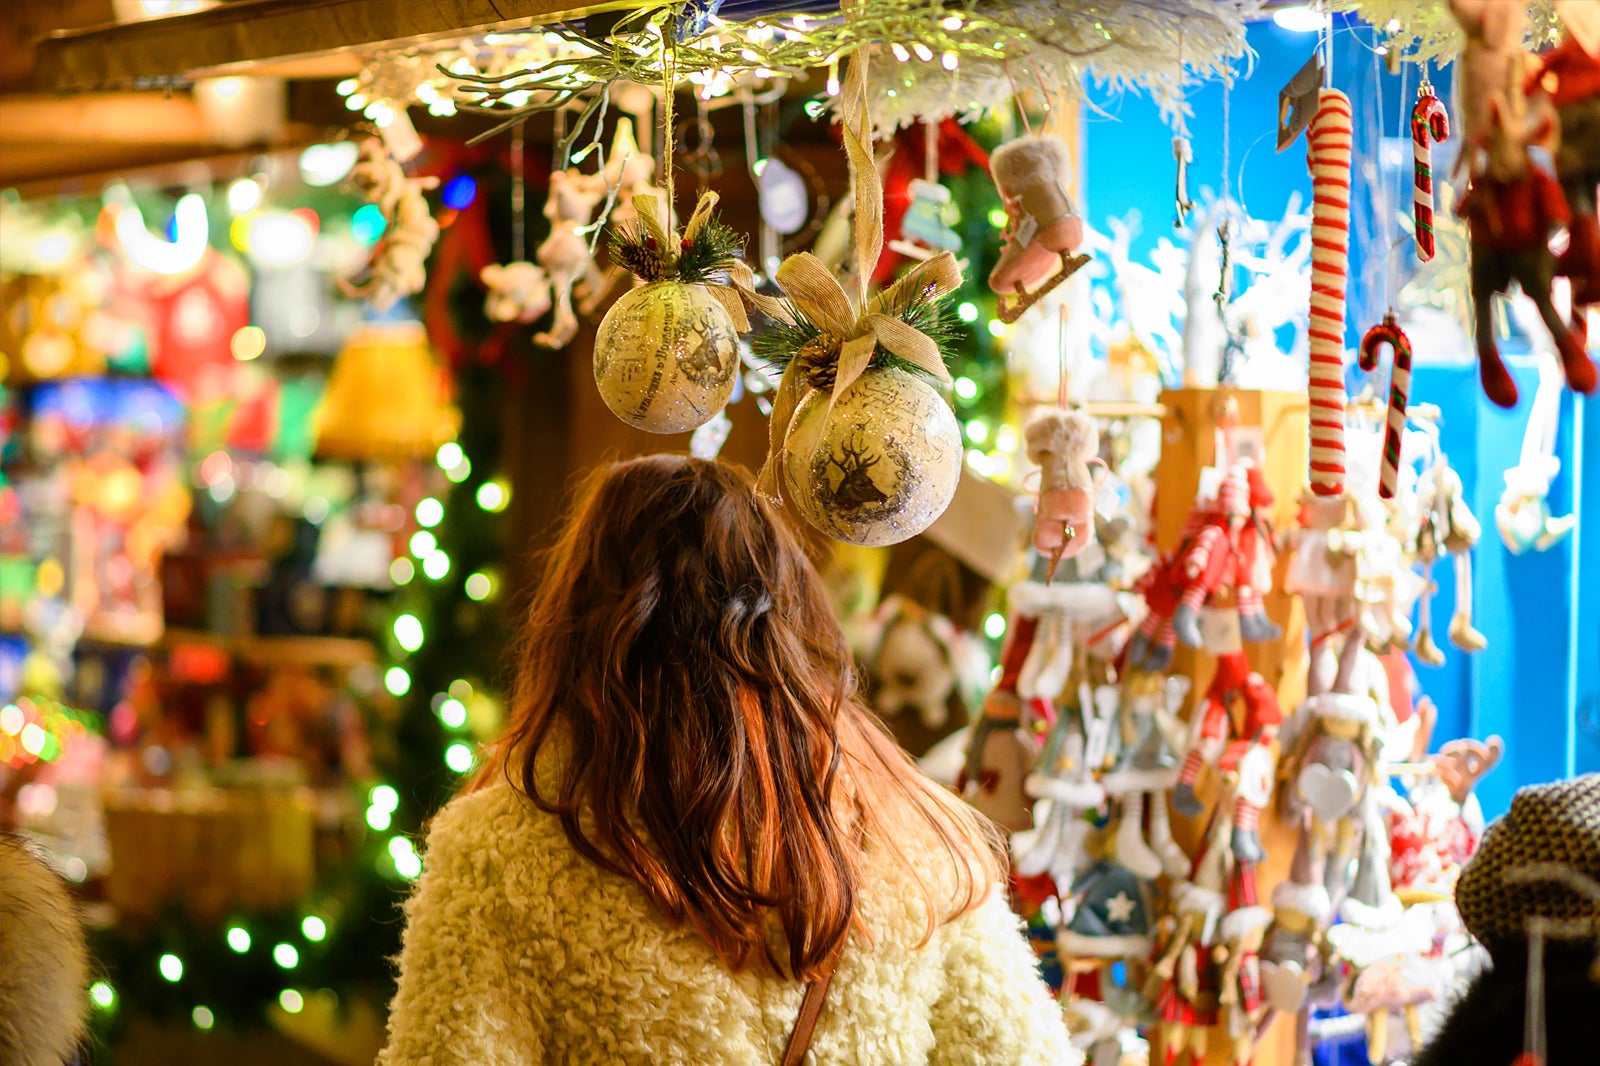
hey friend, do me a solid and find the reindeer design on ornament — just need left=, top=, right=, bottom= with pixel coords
left=823, top=432, right=892, bottom=513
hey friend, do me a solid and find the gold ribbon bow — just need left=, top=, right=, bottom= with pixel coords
left=754, top=53, right=962, bottom=502
left=631, top=189, right=764, bottom=332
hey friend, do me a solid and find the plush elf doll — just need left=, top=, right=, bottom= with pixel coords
left=1128, top=463, right=1279, bottom=673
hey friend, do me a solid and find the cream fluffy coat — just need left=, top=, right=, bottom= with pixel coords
left=379, top=777, right=1078, bottom=1065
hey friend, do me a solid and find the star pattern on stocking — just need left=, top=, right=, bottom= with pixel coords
left=1105, top=891, right=1136, bottom=923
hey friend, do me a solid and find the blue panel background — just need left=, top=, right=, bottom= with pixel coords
left=1075, top=17, right=1597, bottom=817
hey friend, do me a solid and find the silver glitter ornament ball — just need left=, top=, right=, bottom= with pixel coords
left=783, top=366, right=962, bottom=546
left=593, top=281, right=740, bottom=433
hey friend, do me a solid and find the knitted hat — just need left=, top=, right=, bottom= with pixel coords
left=1455, top=773, right=1600, bottom=952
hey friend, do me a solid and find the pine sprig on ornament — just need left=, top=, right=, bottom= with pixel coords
left=608, top=213, right=745, bottom=285
left=749, top=271, right=957, bottom=391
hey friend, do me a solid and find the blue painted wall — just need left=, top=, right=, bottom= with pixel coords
left=1079, top=18, right=1597, bottom=816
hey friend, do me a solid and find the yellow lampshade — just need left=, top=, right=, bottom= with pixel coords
left=315, top=321, right=459, bottom=461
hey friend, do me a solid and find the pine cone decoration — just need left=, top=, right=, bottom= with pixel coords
left=798, top=337, right=841, bottom=392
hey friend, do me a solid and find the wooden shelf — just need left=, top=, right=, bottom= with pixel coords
left=161, top=629, right=377, bottom=668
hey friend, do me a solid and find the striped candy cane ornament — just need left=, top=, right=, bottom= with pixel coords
left=1411, top=88, right=1449, bottom=262
left=1307, top=89, right=1353, bottom=499
left=1359, top=312, right=1413, bottom=500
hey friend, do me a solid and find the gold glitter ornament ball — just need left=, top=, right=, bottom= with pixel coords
left=593, top=281, right=740, bottom=433
left=782, top=366, right=962, bottom=546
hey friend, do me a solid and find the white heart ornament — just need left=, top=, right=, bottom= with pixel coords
left=1298, top=762, right=1360, bottom=820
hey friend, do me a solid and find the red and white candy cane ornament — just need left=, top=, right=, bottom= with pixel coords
left=1411, top=87, right=1449, bottom=262
left=1359, top=312, right=1413, bottom=501
left=1307, top=89, right=1353, bottom=499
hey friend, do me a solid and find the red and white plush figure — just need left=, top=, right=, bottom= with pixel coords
left=1456, top=96, right=1596, bottom=406
left=1172, top=652, right=1283, bottom=862
left=1128, top=462, right=1279, bottom=673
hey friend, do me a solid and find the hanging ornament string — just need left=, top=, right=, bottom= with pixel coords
left=511, top=121, right=526, bottom=264
left=1353, top=33, right=1414, bottom=504
left=1003, top=60, right=1034, bottom=137
left=660, top=30, right=678, bottom=225
left=754, top=50, right=961, bottom=502
left=1174, top=29, right=1195, bottom=228
left=1058, top=303, right=1070, bottom=409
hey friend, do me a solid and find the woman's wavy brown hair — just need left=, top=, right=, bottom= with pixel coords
left=476, top=455, right=1003, bottom=980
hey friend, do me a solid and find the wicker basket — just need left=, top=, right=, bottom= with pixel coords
left=104, top=787, right=315, bottom=921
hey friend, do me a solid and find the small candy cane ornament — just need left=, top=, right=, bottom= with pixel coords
left=1411, top=86, right=1449, bottom=262
left=1359, top=312, right=1412, bottom=500
left=1307, top=89, right=1353, bottom=499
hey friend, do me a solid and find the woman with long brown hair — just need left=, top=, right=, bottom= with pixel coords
left=379, top=455, right=1075, bottom=1065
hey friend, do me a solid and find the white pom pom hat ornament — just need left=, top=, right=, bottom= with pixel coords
left=591, top=191, right=756, bottom=433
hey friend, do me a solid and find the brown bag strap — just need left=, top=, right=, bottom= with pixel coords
left=778, top=951, right=841, bottom=1066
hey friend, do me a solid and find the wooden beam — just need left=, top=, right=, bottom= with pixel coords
left=0, top=92, right=212, bottom=144
left=1, top=139, right=316, bottom=196
left=0, top=0, right=115, bottom=91
left=32, top=0, right=620, bottom=92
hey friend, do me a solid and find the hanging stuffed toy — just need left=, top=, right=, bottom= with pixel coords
left=341, top=138, right=440, bottom=311
left=1100, top=674, right=1190, bottom=881
left=1412, top=454, right=1488, bottom=663
left=957, top=609, right=1052, bottom=836
left=1449, top=0, right=1597, bottom=403
left=480, top=261, right=553, bottom=324
left=1128, top=462, right=1279, bottom=673
left=480, top=126, right=554, bottom=328
left=1456, top=96, right=1596, bottom=405
left=593, top=192, right=751, bottom=433
left=1023, top=407, right=1102, bottom=582
left=987, top=133, right=1091, bottom=323
left=1149, top=816, right=1230, bottom=1065
left=754, top=55, right=962, bottom=546
left=602, top=116, right=663, bottom=232
left=1525, top=11, right=1600, bottom=310
left=533, top=168, right=609, bottom=349
left=1172, top=653, right=1283, bottom=865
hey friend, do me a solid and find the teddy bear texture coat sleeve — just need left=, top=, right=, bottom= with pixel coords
left=927, top=887, right=1078, bottom=1066
left=377, top=793, right=547, bottom=1066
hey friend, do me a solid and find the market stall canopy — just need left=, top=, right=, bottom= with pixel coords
left=30, top=0, right=622, bottom=91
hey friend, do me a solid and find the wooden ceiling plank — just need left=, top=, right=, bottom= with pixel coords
left=33, top=0, right=612, bottom=92
left=0, top=92, right=211, bottom=144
